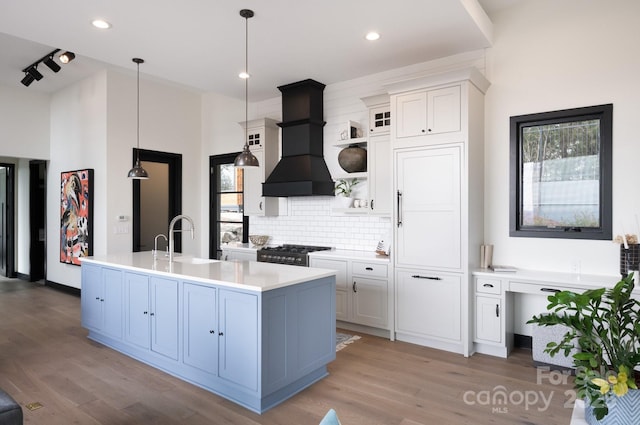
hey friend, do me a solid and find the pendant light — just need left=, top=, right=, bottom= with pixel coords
left=234, top=9, right=259, bottom=168
left=127, top=58, right=149, bottom=179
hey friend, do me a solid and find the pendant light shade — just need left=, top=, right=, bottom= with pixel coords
left=234, top=9, right=259, bottom=168
left=128, top=58, right=149, bottom=179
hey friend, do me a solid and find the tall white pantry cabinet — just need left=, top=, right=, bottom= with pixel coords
left=388, top=68, right=489, bottom=356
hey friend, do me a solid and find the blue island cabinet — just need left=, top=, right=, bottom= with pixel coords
left=81, top=259, right=335, bottom=414
left=80, top=263, right=123, bottom=340
left=124, top=272, right=179, bottom=361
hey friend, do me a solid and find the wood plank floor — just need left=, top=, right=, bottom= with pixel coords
left=0, top=278, right=575, bottom=424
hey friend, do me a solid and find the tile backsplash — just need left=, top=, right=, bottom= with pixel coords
left=250, top=196, right=392, bottom=251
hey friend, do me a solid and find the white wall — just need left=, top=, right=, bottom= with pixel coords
left=47, top=72, right=109, bottom=288
left=0, top=84, right=50, bottom=159
left=484, top=0, right=640, bottom=277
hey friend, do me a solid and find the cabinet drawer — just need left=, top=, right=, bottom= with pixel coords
left=352, top=261, right=388, bottom=278
left=476, top=278, right=501, bottom=295
left=309, top=258, right=348, bottom=290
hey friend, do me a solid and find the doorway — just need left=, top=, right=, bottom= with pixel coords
left=0, top=163, right=15, bottom=277
left=132, top=149, right=182, bottom=253
left=209, top=153, right=248, bottom=260
left=29, top=160, right=46, bottom=281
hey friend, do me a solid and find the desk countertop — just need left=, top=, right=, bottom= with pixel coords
left=472, top=268, right=622, bottom=290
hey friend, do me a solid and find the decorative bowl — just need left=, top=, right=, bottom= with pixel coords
left=249, top=235, right=270, bottom=247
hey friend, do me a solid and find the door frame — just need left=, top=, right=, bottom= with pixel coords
left=29, top=160, right=46, bottom=281
left=0, top=163, right=15, bottom=277
left=209, top=153, right=248, bottom=259
left=132, top=149, right=182, bottom=252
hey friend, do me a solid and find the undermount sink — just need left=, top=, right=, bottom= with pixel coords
left=170, top=256, right=218, bottom=265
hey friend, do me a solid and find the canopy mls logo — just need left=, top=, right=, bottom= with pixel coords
left=462, top=367, right=574, bottom=414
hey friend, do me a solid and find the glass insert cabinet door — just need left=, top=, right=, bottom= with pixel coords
left=509, top=104, right=612, bottom=240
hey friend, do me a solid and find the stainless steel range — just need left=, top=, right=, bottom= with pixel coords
left=257, top=244, right=331, bottom=267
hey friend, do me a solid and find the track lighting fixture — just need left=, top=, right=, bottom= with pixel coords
left=19, top=48, right=74, bottom=87
left=43, top=55, right=61, bottom=72
left=21, top=72, right=35, bottom=87
left=27, top=66, right=43, bottom=81
left=59, top=51, right=75, bottom=64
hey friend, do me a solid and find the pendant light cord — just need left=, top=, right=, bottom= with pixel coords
left=244, top=11, right=249, bottom=149
left=136, top=60, right=141, bottom=164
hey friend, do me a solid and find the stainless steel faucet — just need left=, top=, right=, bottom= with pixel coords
left=168, top=215, right=195, bottom=262
left=153, top=234, right=168, bottom=259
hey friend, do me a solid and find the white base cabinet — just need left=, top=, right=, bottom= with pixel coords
left=309, top=252, right=391, bottom=337
left=395, top=269, right=463, bottom=353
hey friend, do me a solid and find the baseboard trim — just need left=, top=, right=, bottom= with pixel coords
left=45, top=280, right=81, bottom=297
left=16, top=272, right=30, bottom=281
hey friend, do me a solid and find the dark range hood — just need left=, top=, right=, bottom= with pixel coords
left=262, top=79, right=335, bottom=197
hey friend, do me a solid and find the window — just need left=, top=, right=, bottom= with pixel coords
left=510, top=104, right=612, bottom=239
left=210, top=153, right=248, bottom=259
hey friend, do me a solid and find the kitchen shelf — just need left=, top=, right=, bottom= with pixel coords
left=333, top=137, right=368, bottom=148
left=333, top=172, right=367, bottom=180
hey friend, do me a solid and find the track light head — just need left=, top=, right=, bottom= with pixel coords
left=27, top=66, right=43, bottom=81
left=59, top=51, right=75, bottom=64
left=43, top=56, right=61, bottom=72
left=21, top=73, right=35, bottom=87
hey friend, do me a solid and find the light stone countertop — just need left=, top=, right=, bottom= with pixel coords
left=81, top=251, right=336, bottom=292
left=308, top=248, right=391, bottom=264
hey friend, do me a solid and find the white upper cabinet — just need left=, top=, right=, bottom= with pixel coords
left=394, top=85, right=461, bottom=138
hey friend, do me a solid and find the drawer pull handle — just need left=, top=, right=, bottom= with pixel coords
left=412, top=275, right=442, bottom=280
left=353, top=281, right=357, bottom=293
left=541, top=288, right=561, bottom=293
left=496, top=304, right=500, bottom=317
left=483, top=283, right=494, bottom=288
left=365, top=267, right=373, bottom=271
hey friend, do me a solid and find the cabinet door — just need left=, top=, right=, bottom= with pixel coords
left=352, top=277, right=388, bottom=328
left=102, top=267, right=123, bottom=339
left=395, top=270, right=461, bottom=342
left=426, top=85, right=461, bottom=134
left=243, top=148, right=266, bottom=216
left=183, top=283, right=218, bottom=374
left=81, top=264, right=103, bottom=331
left=369, top=105, right=391, bottom=135
left=124, top=272, right=150, bottom=349
left=219, top=289, right=259, bottom=391
left=395, top=91, right=427, bottom=138
left=310, top=258, right=348, bottom=320
left=368, top=134, right=392, bottom=215
left=150, top=277, right=179, bottom=360
left=475, top=296, right=502, bottom=343
left=395, top=145, right=461, bottom=270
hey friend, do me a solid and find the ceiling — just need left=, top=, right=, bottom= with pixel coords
left=0, top=0, right=522, bottom=101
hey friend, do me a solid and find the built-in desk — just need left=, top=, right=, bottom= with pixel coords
left=471, top=269, right=624, bottom=358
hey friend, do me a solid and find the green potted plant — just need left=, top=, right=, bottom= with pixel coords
left=334, top=178, right=359, bottom=208
left=528, top=274, right=640, bottom=422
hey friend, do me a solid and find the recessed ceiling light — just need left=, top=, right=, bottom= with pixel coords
left=92, top=19, right=112, bottom=29
left=239, top=72, right=250, bottom=79
left=365, top=32, right=380, bottom=41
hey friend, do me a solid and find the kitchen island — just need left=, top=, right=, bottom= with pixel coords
left=80, top=252, right=337, bottom=414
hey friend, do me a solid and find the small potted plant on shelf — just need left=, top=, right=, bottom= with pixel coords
left=528, top=274, right=640, bottom=423
left=334, top=178, right=359, bottom=208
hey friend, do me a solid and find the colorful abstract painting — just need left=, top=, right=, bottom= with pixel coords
left=60, top=169, right=93, bottom=265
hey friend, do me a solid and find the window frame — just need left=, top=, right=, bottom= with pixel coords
left=509, top=104, right=613, bottom=240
